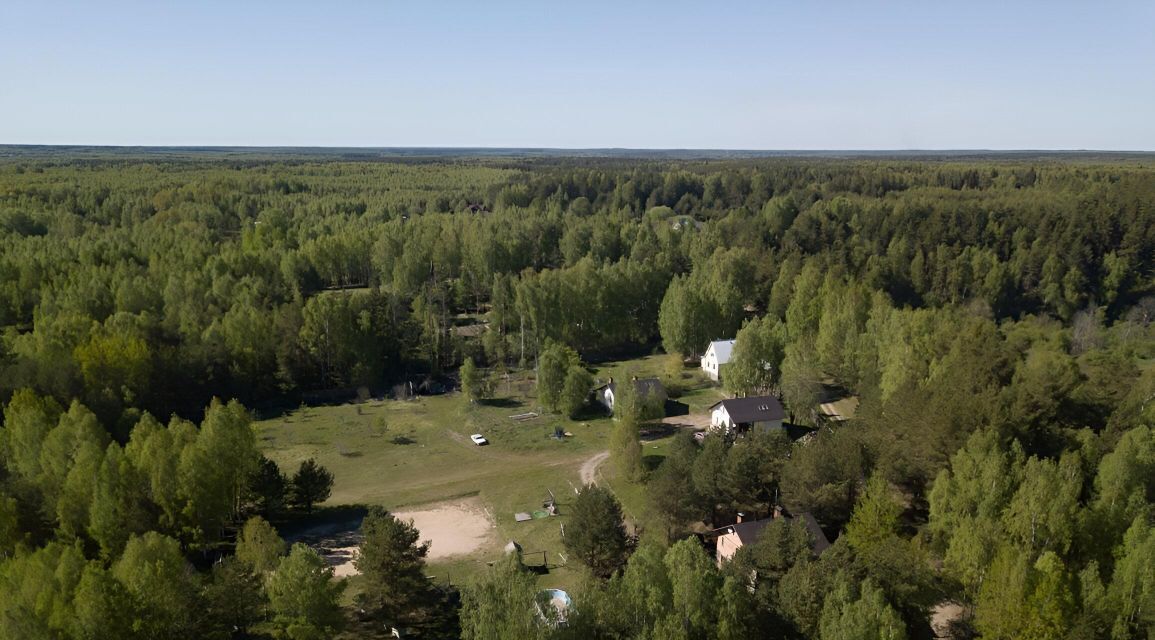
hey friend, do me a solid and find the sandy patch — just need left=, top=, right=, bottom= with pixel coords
left=931, top=601, right=966, bottom=638
left=395, top=497, right=496, bottom=560
left=331, top=546, right=361, bottom=577
left=331, top=497, right=496, bottom=576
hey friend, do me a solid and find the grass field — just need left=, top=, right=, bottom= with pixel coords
left=255, top=357, right=723, bottom=591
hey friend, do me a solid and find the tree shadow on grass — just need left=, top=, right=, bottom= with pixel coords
left=276, top=504, right=370, bottom=540
left=639, top=423, right=676, bottom=441
left=642, top=455, right=665, bottom=472
left=572, top=404, right=610, bottom=421
left=478, top=397, right=523, bottom=409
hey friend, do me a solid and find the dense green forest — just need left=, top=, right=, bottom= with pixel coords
left=1, top=154, right=1154, bottom=638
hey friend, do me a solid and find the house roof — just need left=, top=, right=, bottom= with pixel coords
left=717, top=512, right=831, bottom=555
left=794, top=512, right=831, bottom=554
left=725, top=520, right=771, bottom=545
left=711, top=395, right=785, bottom=424
left=670, top=215, right=703, bottom=230
left=817, top=396, right=859, bottom=421
left=706, top=339, right=736, bottom=364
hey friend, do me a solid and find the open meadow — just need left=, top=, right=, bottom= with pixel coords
left=254, top=356, right=723, bottom=591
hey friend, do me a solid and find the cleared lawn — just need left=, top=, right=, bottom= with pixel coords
left=588, top=354, right=728, bottom=414
left=255, top=357, right=712, bottom=589
left=256, top=390, right=613, bottom=588
left=257, top=394, right=611, bottom=505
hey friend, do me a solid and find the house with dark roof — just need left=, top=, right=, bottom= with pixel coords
left=714, top=509, right=831, bottom=565
left=709, top=395, right=785, bottom=435
left=594, top=376, right=667, bottom=417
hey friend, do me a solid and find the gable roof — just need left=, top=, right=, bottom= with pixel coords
left=717, top=512, right=831, bottom=555
left=725, top=519, right=770, bottom=545
left=711, top=395, right=785, bottom=424
left=706, top=339, right=736, bottom=364
left=795, top=512, right=832, bottom=554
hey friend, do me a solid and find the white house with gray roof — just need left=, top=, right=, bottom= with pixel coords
left=700, top=339, right=736, bottom=381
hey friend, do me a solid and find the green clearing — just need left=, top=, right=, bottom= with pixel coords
left=257, top=394, right=603, bottom=589
left=255, top=357, right=721, bottom=590
left=588, top=354, right=728, bottom=414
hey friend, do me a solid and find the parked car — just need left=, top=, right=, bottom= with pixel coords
left=470, top=433, right=489, bottom=445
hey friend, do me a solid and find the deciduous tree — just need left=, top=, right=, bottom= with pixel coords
left=459, top=556, right=541, bottom=640
left=819, top=578, right=907, bottom=640
left=236, top=515, right=286, bottom=575
left=537, top=341, right=579, bottom=413
left=113, top=532, right=202, bottom=638
left=267, top=543, right=345, bottom=639
left=560, top=366, right=593, bottom=419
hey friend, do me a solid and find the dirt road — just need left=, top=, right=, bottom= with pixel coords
left=660, top=413, right=711, bottom=430
left=579, top=450, right=610, bottom=486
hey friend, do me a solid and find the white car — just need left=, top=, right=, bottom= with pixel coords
left=470, top=434, right=489, bottom=446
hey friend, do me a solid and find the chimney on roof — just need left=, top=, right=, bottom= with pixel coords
left=736, top=512, right=745, bottom=524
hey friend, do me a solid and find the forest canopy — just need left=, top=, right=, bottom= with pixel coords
left=1, top=153, right=1155, bottom=638
left=1, top=156, right=1152, bottom=419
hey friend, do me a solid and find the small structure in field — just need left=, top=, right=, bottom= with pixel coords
left=710, top=395, right=785, bottom=435
left=593, top=376, right=667, bottom=417
left=670, top=215, right=703, bottom=231
left=700, top=339, right=736, bottom=381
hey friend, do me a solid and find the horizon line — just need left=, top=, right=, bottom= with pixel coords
left=3, top=143, right=1155, bottom=154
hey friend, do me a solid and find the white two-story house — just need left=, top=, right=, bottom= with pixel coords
left=699, top=339, right=736, bottom=382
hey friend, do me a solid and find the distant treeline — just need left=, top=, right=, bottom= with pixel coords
left=1, top=157, right=1153, bottom=423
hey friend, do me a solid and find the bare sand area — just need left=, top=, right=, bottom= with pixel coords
left=331, top=496, right=496, bottom=577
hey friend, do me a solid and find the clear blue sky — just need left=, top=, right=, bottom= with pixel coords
left=2, top=1, right=1152, bottom=149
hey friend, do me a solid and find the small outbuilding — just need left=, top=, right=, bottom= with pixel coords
left=594, top=376, right=667, bottom=417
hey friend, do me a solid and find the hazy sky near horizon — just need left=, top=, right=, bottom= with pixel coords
left=2, top=1, right=1153, bottom=149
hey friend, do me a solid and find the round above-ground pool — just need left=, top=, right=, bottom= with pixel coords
left=538, top=589, right=572, bottom=624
